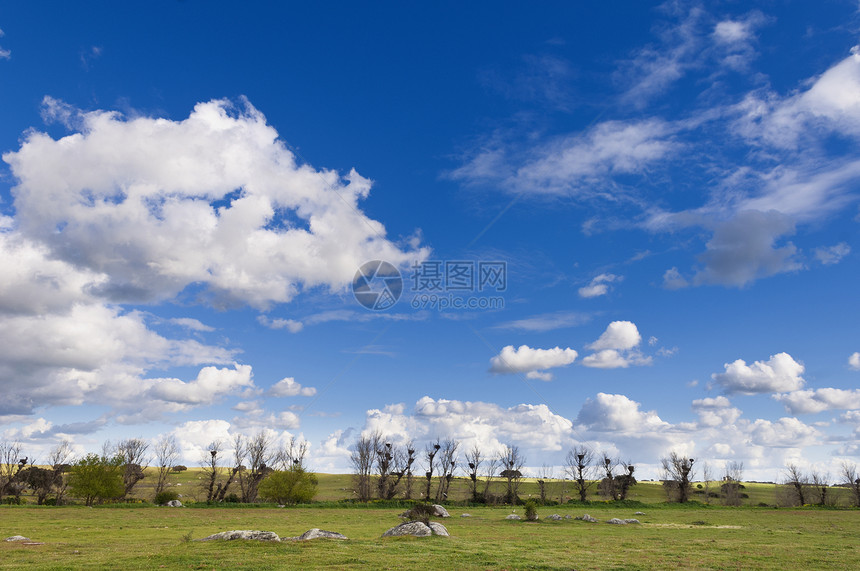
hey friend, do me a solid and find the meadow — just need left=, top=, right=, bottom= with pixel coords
left=1, top=472, right=859, bottom=570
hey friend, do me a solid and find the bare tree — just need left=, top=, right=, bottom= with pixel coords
left=841, top=462, right=860, bottom=507
left=783, top=463, right=808, bottom=506
left=499, top=444, right=524, bottom=504
left=423, top=439, right=440, bottom=500
left=116, top=438, right=149, bottom=498
left=153, top=435, right=179, bottom=496
left=350, top=432, right=378, bottom=502
left=598, top=455, right=617, bottom=500
left=565, top=446, right=596, bottom=502
left=466, top=445, right=483, bottom=502
left=274, top=436, right=309, bottom=470
left=201, top=441, right=223, bottom=502
left=435, top=438, right=458, bottom=502
left=536, top=464, right=555, bottom=504
left=47, top=440, right=74, bottom=505
left=810, top=470, right=830, bottom=506
left=0, top=440, right=24, bottom=500
left=721, top=461, right=744, bottom=506
left=701, top=462, right=712, bottom=505
left=662, top=452, right=696, bottom=503
left=482, top=456, right=499, bottom=503
left=616, top=462, right=637, bottom=500
left=237, top=432, right=272, bottom=503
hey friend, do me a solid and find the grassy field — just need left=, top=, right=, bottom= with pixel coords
left=2, top=502, right=859, bottom=570
left=2, top=471, right=858, bottom=569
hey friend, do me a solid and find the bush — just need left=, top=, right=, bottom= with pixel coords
left=258, top=466, right=318, bottom=504
left=171, top=465, right=188, bottom=472
left=524, top=499, right=539, bottom=521
left=402, top=502, right=436, bottom=524
left=155, top=490, right=179, bottom=505
left=68, top=453, right=124, bottom=506
left=225, top=493, right=240, bottom=503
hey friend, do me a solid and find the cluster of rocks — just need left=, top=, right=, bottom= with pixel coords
left=573, top=514, right=641, bottom=524
left=382, top=521, right=449, bottom=537
left=196, top=528, right=349, bottom=542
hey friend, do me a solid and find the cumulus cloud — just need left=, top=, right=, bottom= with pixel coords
left=577, top=392, right=670, bottom=433
left=691, top=396, right=742, bottom=427
left=268, top=377, right=316, bottom=397
left=662, top=267, right=689, bottom=290
left=693, top=210, right=800, bottom=287
left=257, top=315, right=304, bottom=333
left=148, top=364, right=254, bottom=406
left=773, top=388, right=860, bottom=414
left=489, top=344, right=578, bottom=380
left=582, top=321, right=651, bottom=368
left=850, top=352, right=860, bottom=370
left=578, top=273, right=622, bottom=298
left=711, top=352, right=805, bottom=394
left=3, top=97, right=428, bottom=309
left=748, top=417, right=820, bottom=447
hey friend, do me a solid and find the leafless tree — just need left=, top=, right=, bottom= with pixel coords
left=783, top=463, right=808, bottom=506
left=350, top=432, right=378, bottom=502
left=565, top=446, right=596, bottom=502
left=274, top=436, right=309, bottom=470
left=47, top=440, right=74, bottom=505
left=466, top=445, right=483, bottom=502
left=536, top=464, right=556, bottom=504
left=236, top=432, right=272, bottom=502
left=721, top=461, right=744, bottom=506
left=153, top=435, right=179, bottom=495
left=810, top=470, right=830, bottom=506
left=424, top=439, right=441, bottom=500
left=598, top=455, right=618, bottom=499
left=116, top=438, right=150, bottom=498
left=839, top=462, right=860, bottom=507
left=499, top=444, right=524, bottom=504
left=435, top=438, right=458, bottom=502
left=482, top=456, right=499, bottom=503
left=0, top=440, right=24, bottom=499
left=701, top=462, right=713, bottom=505
left=662, top=452, right=696, bottom=503
left=201, top=441, right=223, bottom=502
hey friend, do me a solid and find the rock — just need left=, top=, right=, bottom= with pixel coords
left=635, top=511, right=645, bottom=515
left=166, top=500, right=182, bottom=507
left=196, top=530, right=281, bottom=542
left=575, top=514, right=598, bottom=523
left=606, top=518, right=627, bottom=525
left=4, top=536, right=30, bottom=542
left=564, top=515, right=572, bottom=519
left=623, top=519, right=641, bottom=524
left=505, top=514, right=522, bottom=520
left=431, top=504, right=450, bottom=518
left=546, top=514, right=562, bottom=521
left=291, top=528, right=348, bottom=541
left=460, top=513, right=471, bottom=517
left=382, top=521, right=448, bottom=537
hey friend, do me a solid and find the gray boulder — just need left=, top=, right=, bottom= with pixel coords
left=460, top=513, right=472, bottom=518
left=546, top=514, right=563, bottom=521
left=505, top=514, right=522, bottom=520
left=624, top=519, right=641, bottom=524
left=606, top=518, right=627, bottom=525
left=4, top=536, right=30, bottom=542
left=197, top=530, right=281, bottom=542
left=166, top=500, right=182, bottom=507
left=635, top=511, right=645, bottom=515
left=432, top=504, right=450, bottom=518
left=575, top=514, right=598, bottom=523
left=287, top=528, right=348, bottom=541
left=382, top=521, right=448, bottom=537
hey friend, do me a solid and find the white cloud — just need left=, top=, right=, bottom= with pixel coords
left=0, top=27, right=9, bottom=60
left=577, top=393, right=670, bottom=433
left=3, top=98, right=428, bottom=309
left=148, top=364, right=254, bottom=406
left=257, top=315, right=304, bottom=333
left=582, top=321, right=651, bottom=369
left=169, top=318, right=215, bottom=332
left=662, top=267, right=689, bottom=289
left=711, top=352, right=805, bottom=394
left=773, top=388, right=860, bottom=414
left=691, top=396, right=742, bottom=427
left=748, top=417, right=820, bottom=447
left=493, top=311, right=592, bottom=332
left=815, top=243, right=850, bottom=265
left=578, top=273, right=621, bottom=298
left=268, top=377, right=316, bottom=397
left=489, top=344, right=578, bottom=381
left=850, top=352, right=860, bottom=370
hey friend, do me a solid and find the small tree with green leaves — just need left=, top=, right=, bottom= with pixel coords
left=68, top=453, right=124, bottom=506
left=258, top=466, right=318, bottom=504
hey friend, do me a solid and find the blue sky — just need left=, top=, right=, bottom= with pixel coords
left=1, top=1, right=860, bottom=481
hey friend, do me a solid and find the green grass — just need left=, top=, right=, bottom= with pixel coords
left=1, top=503, right=859, bottom=570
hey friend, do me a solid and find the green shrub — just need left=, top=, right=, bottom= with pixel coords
left=402, top=502, right=436, bottom=524
left=68, top=453, right=124, bottom=506
left=524, top=499, right=539, bottom=521
left=155, top=490, right=179, bottom=505
left=258, top=466, right=318, bottom=504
